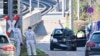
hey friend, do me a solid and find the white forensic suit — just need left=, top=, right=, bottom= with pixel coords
left=13, top=27, right=23, bottom=56
left=25, top=29, right=37, bottom=56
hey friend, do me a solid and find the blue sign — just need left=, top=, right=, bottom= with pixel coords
left=87, top=7, right=94, bottom=14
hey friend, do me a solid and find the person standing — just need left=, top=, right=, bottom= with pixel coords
left=25, top=26, right=37, bottom=56
left=85, top=22, right=98, bottom=40
left=13, top=26, right=23, bottom=56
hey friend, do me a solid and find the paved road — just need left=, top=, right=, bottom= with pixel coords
left=37, top=34, right=85, bottom=56
left=37, top=33, right=100, bottom=56
left=36, top=12, right=100, bottom=56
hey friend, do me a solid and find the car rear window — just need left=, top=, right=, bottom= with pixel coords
left=0, top=35, right=8, bottom=43
left=90, top=33, right=100, bottom=42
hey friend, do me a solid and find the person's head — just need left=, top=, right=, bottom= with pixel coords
left=28, top=26, right=32, bottom=30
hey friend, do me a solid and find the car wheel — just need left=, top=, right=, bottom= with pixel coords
left=50, top=43, right=54, bottom=50
left=85, top=50, right=89, bottom=56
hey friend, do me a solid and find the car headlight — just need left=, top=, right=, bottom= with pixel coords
left=50, top=36, right=58, bottom=42
left=53, top=38, right=57, bottom=42
left=52, top=38, right=58, bottom=42
left=63, top=38, right=66, bottom=42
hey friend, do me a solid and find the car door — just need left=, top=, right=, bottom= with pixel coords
left=76, top=30, right=87, bottom=47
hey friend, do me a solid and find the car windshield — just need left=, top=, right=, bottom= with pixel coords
left=63, top=28, right=74, bottom=36
left=90, top=33, right=100, bottom=42
left=0, top=35, right=8, bottom=43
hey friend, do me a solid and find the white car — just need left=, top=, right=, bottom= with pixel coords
left=0, top=32, right=15, bottom=56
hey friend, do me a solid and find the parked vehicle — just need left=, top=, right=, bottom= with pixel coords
left=76, top=30, right=87, bottom=47
left=85, top=21, right=100, bottom=40
left=50, top=28, right=77, bottom=51
left=85, top=31, right=100, bottom=56
left=0, top=32, right=15, bottom=56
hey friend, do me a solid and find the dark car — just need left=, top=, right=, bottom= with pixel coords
left=76, top=30, right=87, bottom=47
left=85, top=31, right=100, bottom=56
left=50, top=28, right=77, bottom=51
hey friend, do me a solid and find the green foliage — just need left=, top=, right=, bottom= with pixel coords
left=73, top=0, right=89, bottom=21
left=20, top=47, right=27, bottom=56
left=80, top=12, right=88, bottom=21
left=81, top=4, right=88, bottom=12
left=73, top=0, right=77, bottom=19
left=36, top=48, right=45, bottom=55
left=98, top=4, right=100, bottom=13
left=21, top=47, right=45, bottom=56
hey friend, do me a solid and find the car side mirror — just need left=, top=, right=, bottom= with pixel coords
left=51, top=34, right=53, bottom=36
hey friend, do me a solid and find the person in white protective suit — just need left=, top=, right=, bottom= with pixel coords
left=25, top=26, right=37, bottom=56
left=13, top=26, right=23, bottom=56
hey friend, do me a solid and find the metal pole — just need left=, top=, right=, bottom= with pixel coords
left=69, top=0, right=73, bottom=30
left=18, top=0, right=22, bottom=33
left=90, top=0, right=92, bottom=24
left=7, top=0, right=13, bottom=38
left=9, top=0, right=13, bottom=21
left=62, top=0, right=65, bottom=17
left=56, top=0, right=59, bottom=11
left=37, top=0, right=39, bottom=8
left=15, top=0, right=21, bottom=27
left=90, top=0, right=92, bottom=7
left=77, top=0, right=80, bottom=20
left=29, top=0, right=32, bottom=12
left=18, top=0, right=20, bottom=15
left=64, top=0, right=67, bottom=11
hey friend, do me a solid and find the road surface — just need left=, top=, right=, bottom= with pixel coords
left=36, top=12, right=100, bottom=56
left=37, top=34, right=85, bottom=56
